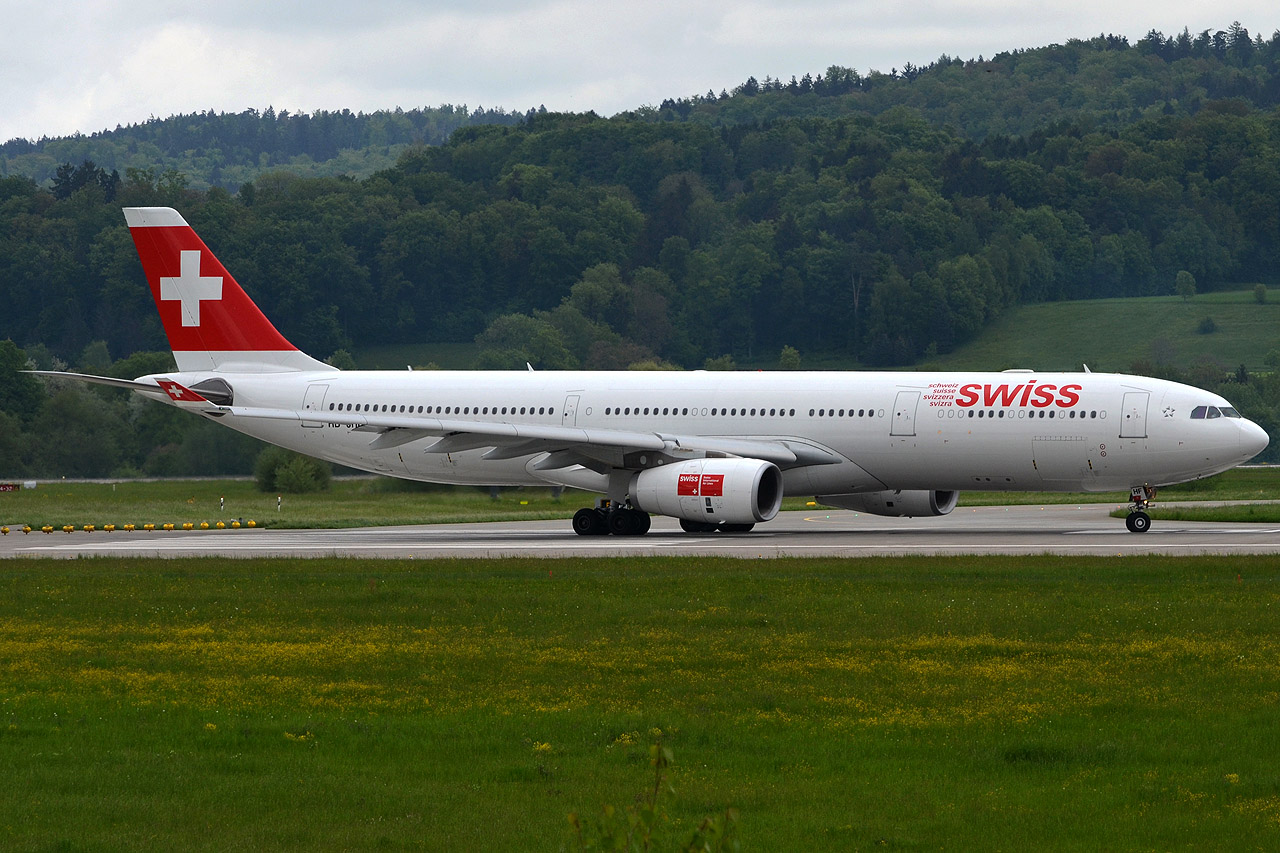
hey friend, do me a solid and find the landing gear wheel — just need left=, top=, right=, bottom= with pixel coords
left=608, top=508, right=650, bottom=536
left=717, top=523, right=755, bottom=533
left=572, top=508, right=608, bottom=536
left=1126, top=485, right=1156, bottom=533
left=679, top=519, right=719, bottom=534
left=1125, top=511, right=1151, bottom=534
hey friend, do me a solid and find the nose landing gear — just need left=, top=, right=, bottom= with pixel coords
left=1126, top=485, right=1156, bottom=533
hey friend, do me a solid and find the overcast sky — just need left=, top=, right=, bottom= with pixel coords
left=2, top=1, right=1276, bottom=143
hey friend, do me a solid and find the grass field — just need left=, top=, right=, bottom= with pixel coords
left=1, top=468, right=1273, bottom=532
left=2, top=555, right=1278, bottom=851
left=0, top=478, right=590, bottom=531
left=923, top=289, right=1280, bottom=373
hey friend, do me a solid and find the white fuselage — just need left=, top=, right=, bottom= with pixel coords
left=142, top=368, right=1268, bottom=497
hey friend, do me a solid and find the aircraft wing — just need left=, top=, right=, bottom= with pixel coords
left=222, top=406, right=842, bottom=469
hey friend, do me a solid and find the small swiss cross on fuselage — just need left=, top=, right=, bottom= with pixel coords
left=160, top=250, right=222, bottom=327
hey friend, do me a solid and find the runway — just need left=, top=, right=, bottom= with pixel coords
left=3, top=504, right=1279, bottom=559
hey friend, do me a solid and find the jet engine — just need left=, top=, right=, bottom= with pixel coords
left=817, top=490, right=958, bottom=517
left=631, top=458, right=783, bottom=525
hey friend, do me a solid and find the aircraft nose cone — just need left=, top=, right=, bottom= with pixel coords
left=1241, top=420, right=1270, bottom=459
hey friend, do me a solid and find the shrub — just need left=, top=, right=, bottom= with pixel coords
left=254, top=446, right=331, bottom=493
left=1197, top=316, right=1216, bottom=334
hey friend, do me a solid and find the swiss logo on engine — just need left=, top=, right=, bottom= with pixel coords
left=678, top=473, right=724, bottom=497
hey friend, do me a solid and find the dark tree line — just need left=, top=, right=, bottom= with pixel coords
left=639, top=24, right=1280, bottom=140
left=1, top=104, right=542, bottom=191
left=3, top=99, right=1279, bottom=368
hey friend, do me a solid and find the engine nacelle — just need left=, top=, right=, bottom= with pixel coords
left=631, top=458, right=783, bottom=525
left=817, top=490, right=958, bottom=518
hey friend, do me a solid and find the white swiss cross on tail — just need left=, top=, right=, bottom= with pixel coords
left=160, top=250, right=222, bottom=327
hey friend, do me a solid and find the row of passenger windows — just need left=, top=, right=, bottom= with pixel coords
left=938, top=409, right=1104, bottom=420
left=329, top=402, right=555, bottom=416
left=604, top=406, right=884, bottom=418
left=326, top=401, right=1112, bottom=422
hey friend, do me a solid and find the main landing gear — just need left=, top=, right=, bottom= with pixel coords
left=572, top=502, right=650, bottom=537
left=1125, top=485, right=1156, bottom=533
left=570, top=502, right=756, bottom=536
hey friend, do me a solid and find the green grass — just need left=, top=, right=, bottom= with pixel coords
left=2, top=555, right=1279, bottom=851
left=1, top=467, right=1274, bottom=531
left=1110, top=503, right=1280, bottom=523
left=0, top=479, right=589, bottom=530
left=922, top=289, right=1280, bottom=373
left=950, top=465, right=1278, bottom=507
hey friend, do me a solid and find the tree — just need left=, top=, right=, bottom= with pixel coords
left=1255, top=284, right=1267, bottom=304
left=0, top=340, right=42, bottom=418
left=474, top=314, right=577, bottom=369
left=1175, top=270, right=1196, bottom=302
left=326, top=348, right=358, bottom=370
left=779, top=345, right=801, bottom=369
left=254, top=446, right=331, bottom=493
left=703, top=355, right=736, bottom=370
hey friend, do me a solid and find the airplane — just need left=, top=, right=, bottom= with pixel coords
left=26, top=206, right=1270, bottom=536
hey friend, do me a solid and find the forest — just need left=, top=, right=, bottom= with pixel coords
left=3, top=24, right=1280, bottom=477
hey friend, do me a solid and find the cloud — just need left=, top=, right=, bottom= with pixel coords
left=2, top=1, right=1276, bottom=142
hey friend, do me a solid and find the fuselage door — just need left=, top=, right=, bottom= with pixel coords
left=890, top=390, right=920, bottom=437
left=302, top=383, right=329, bottom=428
left=1120, top=391, right=1149, bottom=439
left=562, top=394, right=580, bottom=427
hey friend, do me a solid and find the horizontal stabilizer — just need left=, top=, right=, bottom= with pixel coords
left=23, top=370, right=163, bottom=393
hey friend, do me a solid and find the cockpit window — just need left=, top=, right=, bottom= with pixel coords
left=1193, top=404, right=1243, bottom=419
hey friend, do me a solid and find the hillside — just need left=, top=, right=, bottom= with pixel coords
left=927, top=289, right=1280, bottom=374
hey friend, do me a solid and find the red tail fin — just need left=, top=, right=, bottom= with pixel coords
left=124, top=207, right=332, bottom=373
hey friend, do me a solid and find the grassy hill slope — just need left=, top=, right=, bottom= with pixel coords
left=924, top=289, right=1279, bottom=374
left=352, top=289, right=1279, bottom=375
